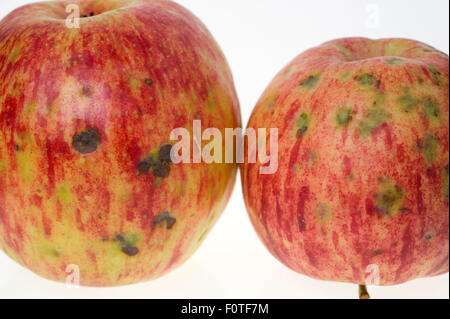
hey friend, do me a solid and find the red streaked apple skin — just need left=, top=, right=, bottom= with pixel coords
left=242, top=38, right=449, bottom=286
left=0, top=0, right=241, bottom=286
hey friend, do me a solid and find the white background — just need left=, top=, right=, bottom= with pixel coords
left=0, top=0, right=449, bottom=299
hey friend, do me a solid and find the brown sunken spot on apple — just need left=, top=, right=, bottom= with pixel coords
left=154, top=211, right=177, bottom=229
left=114, top=234, right=140, bottom=257
left=121, top=246, right=139, bottom=257
left=357, top=106, right=389, bottom=137
left=138, top=160, right=152, bottom=175
left=72, top=128, right=101, bottom=154
left=138, top=144, right=173, bottom=178
left=144, top=78, right=154, bottom=86
left=158, top=143, right=173, bottom=163
left=424, top=232, right=435, bottom=242
left=138, top=155, right=157, bottom=175
left=152, top=144, right=173, bottom=178
left=418, top=133, right=438, bottom=167
left=387, top=58, right=403, bottom=65
left=81, top=12, right=95, bottom=18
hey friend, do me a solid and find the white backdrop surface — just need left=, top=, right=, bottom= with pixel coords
left=0, top=0, right=449, bottom=299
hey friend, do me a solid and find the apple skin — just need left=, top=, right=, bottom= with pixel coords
left=242, top=38, right=449, bottom=286
left=0, top=0, right=241, bottom=286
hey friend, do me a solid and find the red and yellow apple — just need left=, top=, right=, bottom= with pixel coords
left=242, top=38, right=449, bottom=294
left=0, top=0, right=241, bottom=286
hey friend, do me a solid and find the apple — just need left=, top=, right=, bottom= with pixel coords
left=0, top=0, right=241, bottom=286
left=242, top=38, right=449, bottom=297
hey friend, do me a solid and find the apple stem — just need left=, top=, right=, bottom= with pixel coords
left=359, top=285, right=371, bottom=299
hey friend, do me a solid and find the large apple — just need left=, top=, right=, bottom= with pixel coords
left=242, top=38, right=449, bottom=297
left=0, top=0, right=241, bottom=286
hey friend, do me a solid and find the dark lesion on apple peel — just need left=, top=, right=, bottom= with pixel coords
left=81, top=12, right=95, bottom=18
left=296, top=113, right=309, bottom=138
left=299, top=75, right=320, bottom=89
left=138, top=157, right=156, bottom=175
left=428, top=65, right=441, bottom=86
left=153, top=161, right=171, bottom=178
left=114, top=234, right=140, bottom=257
left=355, top=73, right=381, bottom=89
left=374, top=181, right=404, bottom=216
left=137, top=143, right=173, bottom=178
left=121, top=246, right=139, bottom=257
left=72, top=128, right=101, bottom=154
left=154, top=211, right=177, bottom=230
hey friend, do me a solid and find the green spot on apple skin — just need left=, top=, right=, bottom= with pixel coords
left=422, top=98, right=441, bottom=120
left=265, top=98, right=276, bottom=111
left=114, top=234, right=140, bottom=257
left=397, top=92, right=418, bottom=112
left=419, top=133, right=438, bottom=166
left=355, top=73, right=379, bottom=87
left=336, top=107, right=354, bottom=127
left=299, top=75, right=320, bottom=89
left=375, top=179, right=404, bottom=216
left=296, top=113, right=310, bottom=137
left=387, top=58, right=404, bottom=65
left=357, top=107, right=389, bottom=137
left=138, top=144, right=173, bottom=178
left=428, top=65, right=441, bottom=85
left=154, top=211, right=177, bottom=229
left=72, top=128, right=101, bottom=154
